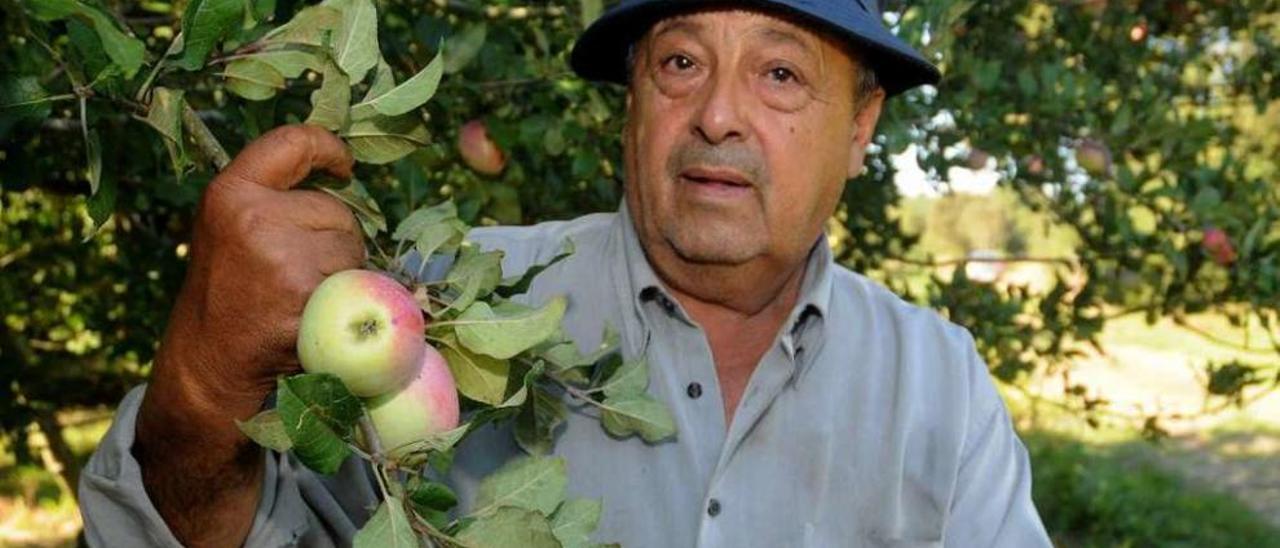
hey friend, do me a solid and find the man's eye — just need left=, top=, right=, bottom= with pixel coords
left=768, top=66, right=798, bottom=83
left=662, top=54, right=696, bottom=71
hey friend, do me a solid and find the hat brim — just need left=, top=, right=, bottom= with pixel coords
left=569, top=0, right=941, bottom=97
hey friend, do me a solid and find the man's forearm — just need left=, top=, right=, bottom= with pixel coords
left=133, top=364, right=267, bottom=547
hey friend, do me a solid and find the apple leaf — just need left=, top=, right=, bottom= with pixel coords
left=0, top=76, right=52, bottom=136
left=406, top=476, right=458, bottom=513
left=472, top=456, right=567, bottom=517
left=262, top=5, right=342, bottom=46
left=276, top=373, right=362, bottom=475
left=236, top=409, right=293, bottom=452
left=579, top=0, right=602, bottom=28
left=390, top=423, right=468, bottom=467
left=457, top=506, right=561, bottom=548
left=350, top=48, right=444, bottom=118
left=224, top=58, right=286, bottom=101
left=551, top=498, right=603, bottom=548
left=175, top=0, right=243, bottom=70
left=362, top=58, right=396, bottom=101
left=305, top=61, right=350, bottom=131
left=496, top=238, right=575, bottom=298
left=352, top=497, right=415, bottom=548
left=598, top=359, right=647, bottom=398
left=143, top=87, right=187, bottom=180
left=84, top=127, right=102, bottom=195
left=248, top=49, right=325, bottom=78
left=439, top=333, right=511, bottom=406
left=342, top=111, right=430, bottom=165
left=515, top=386, right=566, bottom=456
left=443, top=23, right=486, bottom=74
left=317, top=178, right=385, bottom=238
left=393, top=201, right=467, bottom=262
left=330, top=0, right=379, bottom=82
left=599, top=393, right=675, bottom=443
left=455, top=298, right=567, bottom=360
left=446, top=246, right=504, bottom=302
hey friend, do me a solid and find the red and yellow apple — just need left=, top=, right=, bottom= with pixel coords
left=297, top=269, right=426, bottom=397
left=458, top=119, right=506, bottom=176
left=365, top=345, right=460, bottom=458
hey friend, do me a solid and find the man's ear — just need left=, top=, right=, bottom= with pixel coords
left=847, top=87, right=886, bottom=179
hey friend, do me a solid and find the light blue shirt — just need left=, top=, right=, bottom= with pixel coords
left=80, top=206, right=1050, bottom=546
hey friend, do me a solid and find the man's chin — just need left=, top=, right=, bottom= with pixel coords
left=664, top=226, right=764, bottom=265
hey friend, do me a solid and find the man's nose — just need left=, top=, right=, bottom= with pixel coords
left=692, top=70, right=748, bottom=145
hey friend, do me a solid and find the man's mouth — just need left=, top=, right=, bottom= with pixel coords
left=678, top=166, right=754, bottom=191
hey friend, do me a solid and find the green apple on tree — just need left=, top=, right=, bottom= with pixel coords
left=365, top=345, right=461, bottom=458
left=297, top=269, right=427, bottom=397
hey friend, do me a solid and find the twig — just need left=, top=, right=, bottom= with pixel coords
left=181, top=102, right=231, bottom=169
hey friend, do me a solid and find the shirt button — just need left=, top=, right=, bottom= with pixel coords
left=686, top=382, right=703, bottom=399
left=707, top=498, right=721, bottom=517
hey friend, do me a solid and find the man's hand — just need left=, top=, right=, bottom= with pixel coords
left=134, top=125, right=365, bottom=547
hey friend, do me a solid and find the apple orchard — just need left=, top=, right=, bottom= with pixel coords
left=1, top=0, right=1278, bottom=532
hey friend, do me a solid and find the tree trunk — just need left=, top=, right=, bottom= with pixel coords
left=34, top=410, right=80, bottom=503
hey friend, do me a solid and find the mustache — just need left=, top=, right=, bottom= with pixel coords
left=666, top=142, right=767, bottom=187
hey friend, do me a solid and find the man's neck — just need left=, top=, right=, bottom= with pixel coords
left=645, top=245, right=809, bottom=424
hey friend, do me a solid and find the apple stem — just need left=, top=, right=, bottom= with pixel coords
left=359, top=415, right=386, bottom=458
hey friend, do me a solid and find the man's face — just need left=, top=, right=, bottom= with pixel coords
left=624, top=8, right=884, bottom=270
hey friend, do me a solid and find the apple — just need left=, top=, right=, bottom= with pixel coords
left=1075, top=139, right=1112, bottom=177
left=297, top=269, right=426, bottom=397
left=966, top=148, right=990, bottom=170
left=1202, top=227, right=1237, bottom=266
left=1129, top=23, right=1148, bottom=42
left=458, top=119, right=506, bottom=176
left=1022, top=154, right=1046, bottom=177
left=365, top=345, right=460, bottom=458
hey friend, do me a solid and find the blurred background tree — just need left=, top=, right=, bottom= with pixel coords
left=1, top=0, right=1278, bottom=544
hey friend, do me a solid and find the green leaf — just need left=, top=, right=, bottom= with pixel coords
left=362, top=59, right=396, bottom=101
left=84, top=128, right=101, bottom=195
left=446, top=246, right=504, bottom=301
left=235, top=409, right=293, bottom=452
left=579, top=0, right=602, bottom=28
left=331, top=0, right=379, bottom=81
left=497, top=239, right=574, bottom=298
left=457, top=506, right=561, bottom=548
left=350, top=49, right=444, bottom=118
left=27, top=0, right=147, bottom=78
left=600, top=393, right=676, bottom=443
left=248, top=49, right=324, bottom=78
left=551, top=499, right=602, bottom=548
left=352, top=497, right=416, bottom=548
left=598, top=359, right=647, bottom=398
left=394, top=201, right=465, bottom=262
left=392, top=424, right=468, bottom=465
left=455, top=298, right=567, bottom=360
left=177, top=0, right=243, bottom=70
left=306, top=61, right=351, bottom=131
left=407, top=476, right=458, bottom=512
left=262, top=5, right=342, bottom=46
left=275, top=373, right=362, bottom=475
left=443, top=24, right=486, bottom=74
left=473, top=456, right=567, bottom=517
left=0, top=76, right=53, bottom=137
left=143, top=87, right=187, bottom=180
left=515, top=386, right=566, bottom=456
left=439, top=334, right=511, bottom=406
left=318, top=178, right=386, bottom=237
left=342, top=112, right=430, bottom=164
left=224, top=58, right=286, bottom=101
left=393, top=201, right=457, bottom=241
left=85, top=175, right=117, bottom=239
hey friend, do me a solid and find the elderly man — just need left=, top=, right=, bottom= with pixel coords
left=80, top=0, right=1051, bottom=546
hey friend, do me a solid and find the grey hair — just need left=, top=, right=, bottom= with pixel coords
left=623, top=42, right=881, bottom=112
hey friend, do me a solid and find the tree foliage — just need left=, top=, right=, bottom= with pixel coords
left=1, top=0, right=1277, bottom=499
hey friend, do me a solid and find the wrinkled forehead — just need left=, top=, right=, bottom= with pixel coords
left=636, top=6, right=852, bottom=60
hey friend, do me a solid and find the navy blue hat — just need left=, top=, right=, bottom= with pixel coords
left=570, top=0, right=941, bottom=97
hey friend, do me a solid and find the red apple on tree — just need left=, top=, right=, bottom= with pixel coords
left=966, top=148, right=990, bottom=170
left=1022, top=154, right=1046, bottom=177
left=297, top=269, right=427, bottom=397
left=458, top=119, right=506, bottom=176
left=1202, top=227, right=1237, bottom=266
left=365, top=345, right=461, bottom=458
